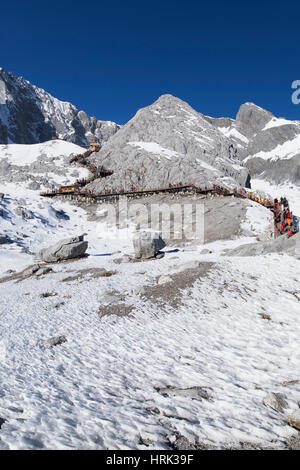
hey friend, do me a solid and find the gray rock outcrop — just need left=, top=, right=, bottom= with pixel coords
left=133, top=231, right=166, bottom=259
left=0, top=234, right=12, bottom=244
left=263, top=392, right=288, bottom=413
left=0, top=67, right=120, bottom=146
left=86, top=94, right=251, bottom=193
left=225, top=232, right=300, bottom=258
left=38, top=235, right=88, bottom=262
left=202, top=101, right=300, bottom=186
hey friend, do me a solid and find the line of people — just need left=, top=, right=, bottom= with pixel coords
left=247, top=191, right=271, bottom=207
left=274, top=198, right=298, bottom=238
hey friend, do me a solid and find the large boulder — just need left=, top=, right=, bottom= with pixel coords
left=38, top=235, right=88, bottom=262
left=133, top=231, right=166, bottom=259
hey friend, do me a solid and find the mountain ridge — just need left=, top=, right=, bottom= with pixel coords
left=0, top=67, right=120, bottom=146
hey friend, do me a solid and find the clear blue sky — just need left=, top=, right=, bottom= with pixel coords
left=1, top=0, right=300, bottom=124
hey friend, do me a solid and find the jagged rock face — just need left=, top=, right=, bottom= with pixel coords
left=205, top=102, right=300, bottom=185
left=225, top=231, right=300, bottom=258
left=87, top=94, right=251, bottom=193
left=236, top=102, right=274, bottom=138
left=0, top=67, right=120, bottom=146
left=243, top=116, right=300, bottom=184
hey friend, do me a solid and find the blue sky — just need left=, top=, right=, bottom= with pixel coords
left=1, top=0, right=300, bottom=124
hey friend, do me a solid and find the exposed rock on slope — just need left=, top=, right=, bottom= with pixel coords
left=204, top=102, right=300, bottom=185
left=0, top=67, right=120, bottom=146
left=87, top=94, right=251, bottom=193
left=224, top=232, right=300, bottom=258
left=238, top=104, right=300, bottom=184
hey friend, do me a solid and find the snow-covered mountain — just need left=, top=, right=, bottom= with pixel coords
left=86, top=97, right=300, bottom=194
left=1, top=95, right=300, bottom=450
left=209, top=102, right=300, bottom=185
left=87, top=94, right=251, bottom=193
left=0, top=67, right=120, bottom=146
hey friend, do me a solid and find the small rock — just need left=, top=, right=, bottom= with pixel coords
left=3, top=269, right=16, bottom=274
left=35, top=267, right=53, bottom=277
left=259, top=313, right=271, bottom=320
left=155, top=385, right=213, bottom=401
left=0, top=234, right=12, bottom=244
left=113, top=255, right=131, bottom=264
left=41, top=336, right=67, bottom=348
left=0, top=193, right=4, bottom=201
left=282, top=379, right=300, bottom=386
left=23, top=264, right=41, bottom=276
left=157, top=275, right=172, bottom=285
left=263, top=392, right=288, bottom=413
left=139, top=435, right=154, bottom=447
left=287, top=410, right=300, bottom=431
left=0, top=417, right=6, bottom=429
left=200, top=249, right=212, bottom=254
left=287, top=435, right=300, bottom=450
left=146, top=407, right=160, bottom=415
left=172, top=435, right=197, bottom=451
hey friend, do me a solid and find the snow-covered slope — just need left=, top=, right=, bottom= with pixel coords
left=235, top=104, right=300, bottom=185
left=0, top=67, right=120, bottom=146
left=0, top=140, right=92, bottom=273
left=0, top=140, right=90, bottom=190
left=0, top=207, right=299, bottom=450
left=1, top=98, right=300, bottom=450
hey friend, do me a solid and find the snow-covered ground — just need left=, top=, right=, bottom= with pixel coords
left=0, top=236, right=299, bottom=450
left=245, top=134, right=300, bottom=162
left=0, top=141, right=85, bottom=167
left=0, top=142, right=300, bottom=449
left=128, top=142, right=180, bottom=160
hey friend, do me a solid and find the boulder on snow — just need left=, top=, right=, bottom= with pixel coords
left=41, top=336, right=67, bottom=348
left=287, top=410, right=300, bottom=431
left=157, top=275, right=172, bottom=285
left=263, top=392, right=288, bottom=413
left=133, top=231, right=166, bottom=259
left=15, top=206, right=34, bottom=220
left=0, top=234, right=12, bottom=244
left=38, top=235, right=88, bottom=262
left=0, top=193, right=4, bottom=201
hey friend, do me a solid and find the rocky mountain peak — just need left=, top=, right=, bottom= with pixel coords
left=236, top=102, right=274, bottom=137
left=0, top=67, right=120, bottom=146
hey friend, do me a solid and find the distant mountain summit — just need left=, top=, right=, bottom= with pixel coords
left=1, top=68, right=300, bottom=186
left=0, top=67, right=120, bottom=146
left=87, top=94, right=251, bottom=192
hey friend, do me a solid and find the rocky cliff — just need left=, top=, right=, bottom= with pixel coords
left=0, top=67, right=120, bottom=146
